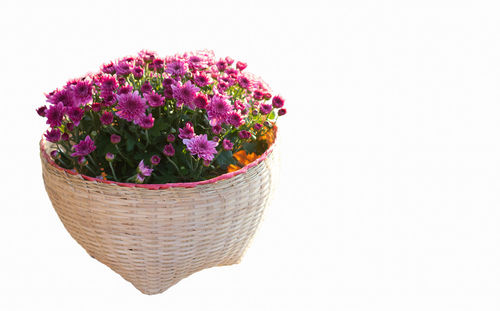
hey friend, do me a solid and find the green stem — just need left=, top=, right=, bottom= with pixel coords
left=166, top=156, right=181, bottom=174
left=85, top=164, right=98, bottom=176
left=108, top=162, right=118, bottom=181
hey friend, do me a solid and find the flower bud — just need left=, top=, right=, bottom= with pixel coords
left=105, top=153, right=115, bottom=162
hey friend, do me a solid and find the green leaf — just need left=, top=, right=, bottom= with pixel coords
left=215, top=150, right=236, bottom=169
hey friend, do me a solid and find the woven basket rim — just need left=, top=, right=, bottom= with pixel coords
left=40, top=128, right=277, bottom=190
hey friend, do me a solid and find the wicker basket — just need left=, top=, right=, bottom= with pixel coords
left=40, top=138, right=277, bottom=295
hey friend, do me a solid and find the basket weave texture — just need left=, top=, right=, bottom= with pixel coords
left=40, top=143, right=277, bottom=295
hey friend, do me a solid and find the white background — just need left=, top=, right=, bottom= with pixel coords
left=1, top=0, right=500, bottom=310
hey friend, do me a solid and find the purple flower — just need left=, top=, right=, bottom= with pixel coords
left=166, top=60, right=187, bottom=76
left=151, top=155, right=161, bottom=165
left=66, top=122, right=75, bottom=131
left=183, top=134, right=219, bottom=161
left=253, top=123, right=263, bottom=131
left=137, top=113, right=154, bottom=129
left=44, top=128, right=61, bottom=143
left=212, top=124, right=223, bottom=135
left=172, top=80, right=199, bottom=109
left=116, top=91, right=146, bottom=122
left=150, top=58, right=164, bottom=71
left=227, top=111, right=244, bottom=128
left=117, top=85, right=133, bottom=95
left=207, top=95, right=231, bottom=126
left=71, top=80, right=93, bottom=105
left=225, top=56, right=234, bottom=65
left=260, top=103, right=273, bottom=115
left=216, top=59, right=227, bottom=71
left=101, top=62, right=116, bottom=74
left=178, top=122, right=194, bottom=139
left=144, top=91, right=165, bottom=107
left=132, top=67, right=143, bottom=79
left=278, top=108, right=287, bottom=116
left=272, top=95, right=285, bottom=108
left=67, top=106, right=84, bottom=125
left=47, top=88, right=76, bottom=107
left=91, top=102, right=101, bottom=112
left=137, top=160, right=153, bottom=177
left=254, top=90, right=264, bottom=100
left=100, top=76, right=118, bottom=91
left=110, top=134, right=121, bottom=144
left=222, top=139, right=234, bottom=151
left=135, top=174, right=145, bottom=183
left=115, top=61, right=131, bottom=76
left=238, top=130, right=251, bottom=139
left=100, top=91, right=116, bottom=106
left=236, top=61, right=247, bottom=71
left=105, top=153, right=115, bottom=161
left=193, top=94, right=208, bottom=109
left=163, top=143, right=175, bottom=156
left=167, top=134, right=176, bottom=142
left=100, top=111, right=114, bottom=125
left=194, top=72, right=210, bottom=87
left=140, top=80, right=153, bottom=94
left=238, top=76, right=250, bottom=89
left=139, top=50, right=157, bottom=62
left=46, top=102, right=65, bottom=127
left=36, top=105, right=47, bottom=117
left=71, top=136, right=96, bottom=157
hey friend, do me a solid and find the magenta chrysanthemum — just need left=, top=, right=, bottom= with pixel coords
left=44, top=128, right=61, bottom=143
left=165, top=60, right=187, bottom=76
left=207, top=95, right=231, bottom=126
left=172, top=80, right=199, bottom=109
left=100, top=76, right=118, bottom=91
left=163, top=143, right=175, bottom=156
left=194, top=72, right=210, bottom=87
left=47, top=88, right=75, bottom=107
left=227, top=111, right=244, bottom=128
left=183, top=134, right=218, bottom=161
left=115, top=61, right=131, bottom=76
left=45, top=102, right=65, bottom=127
left=71, top=136, right=96, bottom=157
left=100, top=111, right=114, bottom=125
left=193, top=94, right=208, bottom=109
left=260, top=103, right=273, bottom=115
left=137, top=160, right=153, bottom=177
left=222, top=138, right=234, bottom=151
left=144, top=92, right=165, bottom=108
left=179, top=122, right=195, bottom=139
left=272, top=95, right=285, bottom=108
left=116, top=91, right=146, bottom=122
left=67, top=107, right=84, bottom=126
left=137, top=113, right=154, bottom=129
left=71, top=80, right=93, bottom=105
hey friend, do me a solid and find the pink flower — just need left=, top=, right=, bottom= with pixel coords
left=207, top=95, right=231, bottom=125
left=116, top=91, right=146, bottom=122
left=179, top=122, right=195, bottom=139
left=132, top=67, right=143, bottom=79
left=216, top=59, right=227, bottom=72
left=105, top=153, right=115, bottom=161
left=183, top=134, right=219, bottom=161
left=137, top=160, right=153, bottom=177
left=238, top=76, right=250, bottom=89
left=144, top=91, right=165, bottom=107
left=172, top=80, right=199, bottom=109
left=238, top=130, right=251, bottom=139
left=110, top=134, right=121, bottom=144
left=253, top=123, right=263, bottom=131
left=222, top=139, right=234, bottom=150
left=36, top=105, right=47, bottom=117
left=194, top=72, right=210, bottom=87
left=167, top=134, right=176, bottom=142
left=227, top=111, right=244, bottom=128
left=236, top=61, right=247, bottom=71
left=71, top=80, right=93, bottom=105
left=193, top=94, right=208, bottom=109
left=151, top=155, right=161, bottom=165
left=67, top=106, right=84, bottom=126
left=71, top=136, right=96, bottom=157
left=260, top=103, right=273, bottom=115
left=166, top=60, right=187, bottom=76
left=115, top=61, right=131, bottom=76
left=163, top=143, right=175, bottom=156
left=137, top=113, right=154, bottom=129
left=140, top=80, right=153, bottom=94
left=44, top=128, right=61, bottom=143
left=46, top=102, right=65, bottom=127
left=278, top=108, right=287, bottom=116
left=272, top=95, right=285, bottom=108
left=100, top=111, right=114, bottom=125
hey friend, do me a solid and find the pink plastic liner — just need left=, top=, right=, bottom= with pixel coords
left=40, top=136, right=275, bottom=190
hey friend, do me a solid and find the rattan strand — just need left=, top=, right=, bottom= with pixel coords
left=40, top=144, right=277, bottom=295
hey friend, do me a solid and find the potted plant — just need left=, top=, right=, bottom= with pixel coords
left=37, top=50, right=286, bottom=294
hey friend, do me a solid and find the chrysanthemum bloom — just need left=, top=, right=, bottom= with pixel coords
left=163, top=143, right=175, bottom=156
left=116, top=91, right=146, bottom=122
left=36, top=105, right=47, bottom=117
left=110, top=134, right=121, bottom=144
left=227, top=111, right=244, bottom=128
left=144, top=92, right=165, bottom=107
left=207, top=95, right=232, bottom=125
left=137, top=160, right=153, bottom=177
left=139, top=50, right=157, bottom=63
left=263, top=93, right=272, bottom=100
left=105, top=153, right=115, bottom=162
left=238, top=130, right=251, bottom=140
left=135, top=174, right=145, bottom=183
left=172, top=80, right=199, bottom=108
left=278, top=108, right=287, bottom=116
left=183, top=134, right=219, bottom=161
left=100, top=111, right=114, bottom=125
left=100, top=91, right=116, bottom=106
left=140, top=80, right=153, bottom=94
left=194, top=72, right=210, bottom=87
left=226, top=68, right=238, bottom=77
left=72, top=80, right=93, bottom=105
left=101, top=62, right=116, bottom=74
left=50, top=150, right=59, bottom=158
left=260, top=103, right=273, bottom=115
left=137, top=113, right=154, bottom=129
left=44, top=128, right=61, bottom=143
left=150, top=155, right=161, bottom=165
left=66, top=122, right=75, bottom=131
left=117, top=85, right=133, bottom=95
left=272, top=95, right=285, bottom=108
left=253, top=90, right=264, bottom=100
left=252, top=109, right=259, bottom=116
left=187, top=55, right=205, bottom=70
left=162, top=78, right=175, bottom=99
left=46, top=102, right=65, bottom=127
left=179, top=122, right=195, bottom=139
left=71, top=136, right=96, bottom=157
left=253, top=123, right=263, bottom=131
left=150, top=58, right=164, bottom=72
left=100, top=75, right=118, bottom=91
left=225, top=56, right=234, bottom=65
left=236, top=61, right=247, bottom=71
left=222, top=138, right=234, bottom=151
left=216, top=59, right=227, bottom=72
left=115, top=61, right=131, bottom=76
left=193, top=94, right=208, bottom=109
left=67, top=107, right=84, bottom=126
left=47, top=88, right=75, bottom=107
left=91, top=102, right=101, bottom=112
left=167, top=134, right=176, bottom=143
left=238, top=76, right=250, bottom=89
left=211, top=124, right=223, bottom=135
left=132, top=67, right=143, bottom=79
left=166, top=60, right=187, bottom=76
left=61, top=133, right=69, bottom=141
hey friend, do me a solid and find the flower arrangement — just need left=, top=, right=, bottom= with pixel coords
left=37, top=50, right=286, bottom=183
